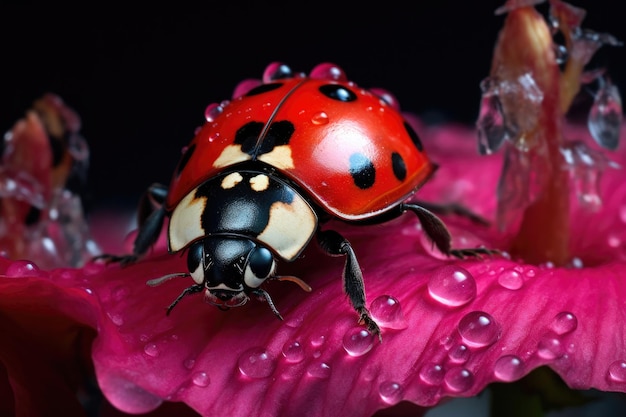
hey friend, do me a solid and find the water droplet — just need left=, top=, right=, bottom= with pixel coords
left=458, top=311, right=500, bottom=348
left=608, top=233, right=621, bottom=248
left=192, top=371, right=210, bottom=387
left=378, top=381, right=403, bottom=405
left=111, top=285, right=130, bottom=301
left=310, top=63, right=347, bottom=81
left=448, top=344, right=470, bottom=364
left=370, top=88, right=400, bottom=110
left=238, top=347, right=275, bottom=378
left=608, top=360, right=626, bottom=383
left=343, top=328, right=375, bottom=357
left=263, top=62, right=292, bottom=82
left=311, top=111, right=329, bottom=125
left=183, top=358, right=195, bottom=369
left=282, top=341, right=305, bottom=363
left=476, top=80, right=508, bottom=155
left=99, top=374, right=162, bottom=414
left=307, top=361, right=331, bottom=379
left=419, top=363, right=445, bottom=385
left=232, top=79, right=261, bottom=98
left=494, top=355, right=524, bottom=381
left=6, top=260, right=40, bottom=277
left=550, top=312, right=578, bottom=335
left=588, top=77, right=622, bottom=150
left=207, top=132, right=220, bottom=143
left=310, top=335, right=326, bottom=348
left=428, top=265, right=477, bottom=307
left=444, top=367, right=474, bottom=393
left=204, top=103, right=223, bottom=122
left=497, top=268, right=523, bottom=290
left=537, top=334, right=565, bottom=360
left=143, top=343, right=159, bottom=357
left=370, top=295, right=407, bottom=329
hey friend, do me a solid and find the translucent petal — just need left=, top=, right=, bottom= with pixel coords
left=588, top=78, right=623, bottom=150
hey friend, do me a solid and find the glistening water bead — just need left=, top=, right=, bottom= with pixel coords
left=369, top=295, right=407, bottom=329
left=457, top=311, right=501, bottom=348
left=427, top=265, right=477, bottom=307
left=238, top=347, right=275, bottom=378
left=342, top=328, right=375, bottom=357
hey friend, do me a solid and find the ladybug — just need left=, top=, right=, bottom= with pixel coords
left=103, top=62, right=488, bottom=338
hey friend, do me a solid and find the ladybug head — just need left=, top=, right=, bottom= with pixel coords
left=186, top=237, right=278, bottom=311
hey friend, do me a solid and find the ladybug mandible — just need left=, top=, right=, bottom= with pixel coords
left=104, top=62, right=488, bottom=339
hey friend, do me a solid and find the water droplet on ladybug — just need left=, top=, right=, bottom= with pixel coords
left=309, top=63, right=346, bottom=81
left=378, top=381, right=403, bottom=405
left=457, top=311, right=500, bottom=348
left=204, top=103, right=223, bottom=122
left=263, top=62, right=292, bottom=82
left=282, top=341, right=305, bottom=363
left=310, top=111, right=329, bottom=125
left=342, top=328, right=375, bottom=357
left=428, top=265, right=477, bottom=307
left=493, top=355, right=524, bottom=382
left=238, top=347, right=275, bottom=378
left=444, top=367, right=474, bottom=392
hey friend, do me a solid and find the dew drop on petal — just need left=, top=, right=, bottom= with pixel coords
left=494, top=355, right=524, bottom=382
left=343, top=328, right=375, bottom=357
left=497, top=268, right=524, bottom=290
left=608, top=360, right=626, bottom=383
left=550, top=312, right=578, bottom=335
left=537, top=334, right=565, bottom=360
left=143, top=343, right=159, bottom=358
left=370, top=295, right=407, bottom=329
left=458, top=311, right=501, bottom=348
left=428, top=265, right=477, bottom=307
left=100, top=375, right=162, bottom=414
left=310, top=335, right=326, bottom=348
left=282, top=341, right=305, bottom=363
left=192, top=371, right=210, bottom=387
left=307, top=362, right=331, bottom=379
left=378, top=381, right=403, bottom=405
left=6, top=260, right=40, bottom=277
left=448, top=344, right=470, bottom=364
left=183, top=358, right=195, bottom=370
left=419, top=363, right=445, bottom=386
left=444, top=367, right=474, bottom=393
left=107, top=312, right=124, bottom=326
left=311, top=111, right=329, bottom=125
left=238, top=347, right=275, bottom=378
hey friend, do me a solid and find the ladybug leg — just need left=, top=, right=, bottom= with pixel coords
left=164, top=283, right=204, bottom=315
left=94, top=183, right=168, bottom=265
left=414, top=201, right=490, bottom=226
left=401, top=203, right=495, bottom=258
left=317, top=229, right=382, bottom=341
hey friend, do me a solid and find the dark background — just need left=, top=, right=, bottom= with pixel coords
left=1, top=1, right=624, bottom=213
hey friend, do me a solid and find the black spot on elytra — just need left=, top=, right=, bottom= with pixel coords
left=404, top=121, right=424, bottom=152
left=391, top=152, right=407, bottom=181
left=235, top=120, right=295, bottom=157
left=235, top=122, right=264, bottom=155
left=245, top=82, right=283, bottom=97
left=319, top=84, right=357, bottom=102
left=175, top=143, right=196, bottom=177
left=349, top=153, right=376, bottom=189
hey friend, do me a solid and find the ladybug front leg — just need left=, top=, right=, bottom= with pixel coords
left=96, top=183, right=168, bottom=265
left=317, top=229, right=382, bottom=340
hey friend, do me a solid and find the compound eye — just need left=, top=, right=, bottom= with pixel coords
left=244, top=246, right=275, bottom=288
left=187, top=241, right=206, bottom=285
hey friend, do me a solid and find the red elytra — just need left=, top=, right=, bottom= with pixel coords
left=165, top=67, right=435, bottom=221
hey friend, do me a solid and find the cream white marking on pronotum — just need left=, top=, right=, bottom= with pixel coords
left=221, top=171, right=244, bottom=189
left=249, top=173, right=270, bottom=191
left=168, top=191, right=205, bottom=252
